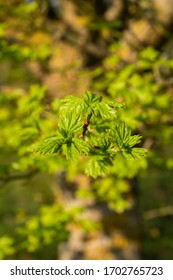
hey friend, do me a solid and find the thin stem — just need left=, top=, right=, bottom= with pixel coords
left=81, top=113, right=92, bottom=138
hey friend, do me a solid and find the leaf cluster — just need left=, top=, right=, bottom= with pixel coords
left=34, top=91, right=147, bottom=178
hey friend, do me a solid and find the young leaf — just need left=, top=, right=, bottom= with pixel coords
left=63, top=138, right=90, bottom=160
left=85, top=157, right=112, bottom=178
left=82, top=91, right=102, bottom=116
left=60, top=95, right=83, bottom=113
left=58, top=112, right=83, bottom=138
left=93, top=102, right=116, bottom=118
left=111, top=122, right=142, bottom=149
left=122, top=147, right=148, bottom=160
left=33, top=136, right=64, bottom=155
left=83, top=91, right=102, bottom=106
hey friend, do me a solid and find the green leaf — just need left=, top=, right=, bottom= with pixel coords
left=60, top=95, right=82, bottom=113
left=58, top=112, right=83, bottom=138
left=111, top=122, right=142, bottom=148
left=93, top=102, right=116, bottom=118
left=83, top=92, right=120, bottom=119
left=89, top=133, right=112, bottom=155
left=0, top=236, right=15, bottom=260
left=82, top=91, right=102, bottom=116
left=111, top=122, right=131, bottom=148
left=85, top=157, right=112, bottom=178
left=83, top=91, right=102, bottom=106
left=139, top=46, right=159, bottom=62
left=63, top=138, right=90, bottom=160
left=122, top=147, right=148, bottom=160
left=108, top=100, right=126, bottom=109
left=72, top=138, right=90, bottom=155
left=127, top=135, right=142, bottom=147
left=33, top=136, right=64, bottom=155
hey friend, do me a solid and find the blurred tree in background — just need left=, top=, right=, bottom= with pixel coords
left=0, top=0, right=173, bottom=260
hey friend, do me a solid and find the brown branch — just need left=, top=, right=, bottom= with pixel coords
left=81, top=113, right=92, bottom=138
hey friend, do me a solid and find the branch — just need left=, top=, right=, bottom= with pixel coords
left=144, top=206, right=173, bottom=220
left=0, top=168, right=39, bottom=184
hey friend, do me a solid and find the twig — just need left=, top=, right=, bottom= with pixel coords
left=144, top=206, right=173, bottom=220
left=81, top=113, right=92, bottom=138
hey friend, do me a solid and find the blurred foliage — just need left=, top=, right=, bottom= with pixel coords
left=0, top=0, right=173, bottom=260
left=93, top=43, right=173, bottom=171
left=91, top=43, right=173, bottom=259
left=0, top=1, right=51, bottom=62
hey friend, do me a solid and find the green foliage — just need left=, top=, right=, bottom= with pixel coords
left=93, top=177, right=130, bottom=213
left=92, top=46, right=173, bottom=160
left=0, top=236, right=15, bottom=260
left=17, top=204, right=81, bottom=254
left=89, top=44, right=173, bottom=256
left=0, top=1, right=51, bottom=63
left=34, top=91, right=147, bottom=177
left=1, top=0, right=173, bottom=260
left=0, top=87, right=148, bottom=245
left=0, top=199, right=96, bottom=259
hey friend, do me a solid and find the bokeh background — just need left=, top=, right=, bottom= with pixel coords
left=0, top=0, right=173, bottom=260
